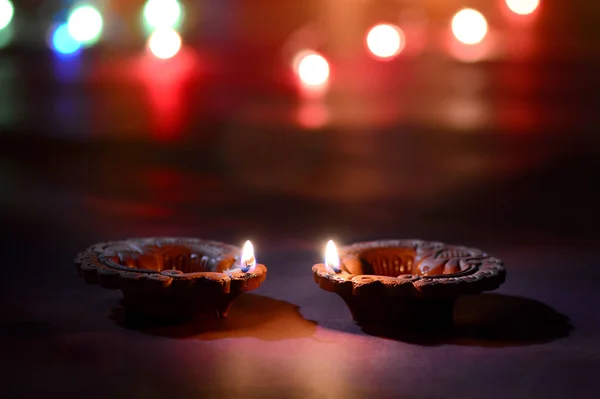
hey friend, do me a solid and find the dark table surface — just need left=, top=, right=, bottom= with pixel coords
left=2, top=1, right=600, bottom=398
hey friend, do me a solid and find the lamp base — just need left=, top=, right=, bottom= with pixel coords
left=121, top=291, right=241, bottom=322
left=339, top=294, right=457, bottom=327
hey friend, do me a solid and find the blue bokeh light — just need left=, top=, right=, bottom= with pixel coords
left=51, top=23, right=82, bottom=56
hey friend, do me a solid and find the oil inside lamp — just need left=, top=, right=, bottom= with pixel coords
left=325, top=240, right=341, bottom=273
left=241, top=240, right=257, bottom=273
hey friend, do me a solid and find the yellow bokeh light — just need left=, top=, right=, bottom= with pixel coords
left=366, top=23, right=405, bottom=59
left=506, top=0, right=539, bottom=15
left=147, top=28, right=182, bottom=59
left=451, top=9, right=488, bottom=45
left=295, top=51, right=330, bottom=87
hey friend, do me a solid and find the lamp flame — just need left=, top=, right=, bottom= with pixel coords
left=325, top=240, right=341, bottom=273
left=241, top=240, right=256, bottom=273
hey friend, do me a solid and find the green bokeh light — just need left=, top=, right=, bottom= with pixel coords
left=67, top=4, right=103, bottom=46
left=0, top=0, right=15, bottom=31
left=143, top=0, right=183, bottom=31
left=0, top=24, right=13, bottom=50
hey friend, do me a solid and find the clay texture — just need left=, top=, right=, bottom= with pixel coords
left=75, top=237, right=267, bottom=320
left=313, top=239, right=505, bottom=325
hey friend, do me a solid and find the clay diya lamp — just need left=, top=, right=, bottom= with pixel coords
left=313, top=239, right=505, bottom=326
left=75, top=238, right=267, bottom=321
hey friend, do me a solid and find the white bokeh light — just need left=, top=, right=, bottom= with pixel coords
left=296, top=51, right=330, bottom=87
left=143, top=0, right=182, bottom=29
left=147, top=28, right=182, bottom=59
left=366, top=24, right=405, bottom=59
left=451, top=9, right=488, bottom=45
left=67, top=5, right=103, bottom=43
left=506, top=0, right=540, bottom=15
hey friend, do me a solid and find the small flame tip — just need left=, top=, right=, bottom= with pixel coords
left=325, top=239, right=341, bottom=274
left=241, top=240, right=256, bottom=273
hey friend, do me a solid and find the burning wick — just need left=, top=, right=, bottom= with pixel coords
left=241, top=240, right=256, bottom=273
left=325, top=240, right=341, bottom=273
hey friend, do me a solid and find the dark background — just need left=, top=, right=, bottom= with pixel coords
left=1, top=1, right=600, bottom=398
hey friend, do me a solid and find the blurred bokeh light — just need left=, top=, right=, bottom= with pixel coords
left=0, top=0, right=14, bottom=30
left=0, top=24, right=12, bottom=49
left=147, top=28, right=182, bottom=59
left=451, top=9, right=488, bottom=45
left=506, top=0, right=540, bottom=15
left=143, top=0, right=183, bottom=30
left=296, top=101, right=329, bottom=129
left=51, top=23, right=82, bottom=56
left=67, top=4, right=103, bottom=45
left=294, top=51, right=330, bottom=87
left=365, top=24, right=405, bottom=60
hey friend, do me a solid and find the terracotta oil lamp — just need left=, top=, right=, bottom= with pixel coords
left=75, top=238, right=267, bottom=321
left=313, top=239, right=505, bottom=326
